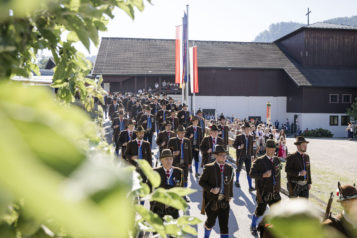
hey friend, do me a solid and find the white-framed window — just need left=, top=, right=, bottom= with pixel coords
left=342, top=94, right=352, bottom=104
left=329, top=94, right=339, bottom=104
left=329, top=115, right=339, bottom=126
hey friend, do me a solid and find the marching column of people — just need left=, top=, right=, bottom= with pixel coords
left=103, top=92, right=356, bottom=238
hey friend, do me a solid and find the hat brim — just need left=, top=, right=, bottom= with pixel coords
left=294, top=141, right=309, bottom=145
left=212, top=150, right=228, bottom=155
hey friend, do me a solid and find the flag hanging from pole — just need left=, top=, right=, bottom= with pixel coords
left=189, top=46, right=199, bottom=93
left=175, top=25, right=182, bottom=85
left=182, top=13, right=188, bottom=84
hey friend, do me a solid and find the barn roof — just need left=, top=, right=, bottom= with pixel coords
left=93, top=37, right=311, bottom=86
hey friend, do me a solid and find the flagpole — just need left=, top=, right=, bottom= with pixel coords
left=181, top=17, right=184, bottom=105
left=186, top=4, right=190, bottom=111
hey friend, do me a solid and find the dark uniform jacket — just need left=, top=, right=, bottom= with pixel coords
left=168, top=137, right=193, bottom=166
left=233, top=133, right=254, bottom=160
left=199, top=162, right=234, bottom=204
left=250, top=155, right=281, bottom=203
left=108, top=103, right=119, bottom=119
left=177, top=110, right=190, bottom=126
left=156, top=109, right=168, bottom=125
left=323, top=213, right=357, bottom=238
left=167, top=116, right=179, bottom=131
left=200, top=136, right=224, bottom=164
left=156, top=130, right=176, bottom=152
left=185, top=125, right=203, bottom=150
left=150, top=103, right=161, bottom=116
left=139, top=114, right=156, bottom=132
left=131, top=105, right=141, bottom=120
left=118, top=130, right=136, bottom=158
left=198, top=117, right=206, bottom=136
left=125, top=139, right=152, bottom=167
left=285, top=152, right=312, bottom=184
left=218, top=125, right=230, bottom=147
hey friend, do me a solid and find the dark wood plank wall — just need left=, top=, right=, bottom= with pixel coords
left=277, top=31, right=305, bottom=64
left=305, top=29, right=357, bottom=68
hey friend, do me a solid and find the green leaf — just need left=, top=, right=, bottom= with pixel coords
left=67, top=31, right=79, bottom=43
left=177, top=215, right=201, bottom=226
left=135, top=205, right=166, bottom=237
left=137, top=160, right=160, bottom=188
left=182, top=224, right=197, bottom=235
left=168, top=187, right=196, bottom=197
left=164, top=223, right=180, bottom=236
left=151, top=188, right=187, bottom=210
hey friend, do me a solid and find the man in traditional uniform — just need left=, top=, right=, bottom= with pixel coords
left=150, top=149, right=184, bottom=219
left=125, top=126, right=152, bottom=168
left=112, top=110, right=128, bottom=156
left=197, top=109, right=206, bottom=136
left=168, top=109, right=179, bottom=131
left=285, top=136, right=312, bottom=198
left=108, top=97, right=119, bottom=120
left=177, top=103, right=190, bottom=127
left=156, top=101, right=168, bottom=131
left=249, top=139, right=282, bottom=235
left=323, top=183, right=357, bottom=238
left=218, top=115, right=229, bottom=150
left=199, top=145, right=234, bottom=238
left=168, top=125, right=192, bottom=188
left=185, top=116, right=203, bottom=177
left=200, top=125, right=224, bottom=166
left=118, top=120, right=136, bottom=160
left=139, top=106, right=156, bottom=147
left=156, top=122, right=176, bottom=154
left=233, top=122, right=255, bottom=191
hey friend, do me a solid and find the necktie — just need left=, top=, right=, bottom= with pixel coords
left=269, top=157, right=276, bottom=185
left=194, top=127, right=198, bottom=140
left=168, top=132, right=170, bottom=138
left=172, top=118, right=175, bottom=129
left=138, top=141, right=143, bottom=159
left=212, top=138, right=216, bottom=152
left=120, top=120, right=124, bottom=130
left=147, top=116, right=152, bottom=129
left=219, top=164, right=225, bottom=194
left=302, top=154, right=307, bottom=180
left=219, top=164, right=224, bottom=173
left=166, top=170, right=170, bottom=179
left=163, top=111, right=166, bottom=121
left=180, top=139, right=184, bottom=159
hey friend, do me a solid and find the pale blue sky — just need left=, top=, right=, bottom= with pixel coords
left=77, top=0, right=357, bottom=56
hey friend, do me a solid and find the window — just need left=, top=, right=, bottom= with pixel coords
left=329, top=116, right=339, bottom=126
left=341, top=116, right=350, bottom=126
left=329, top=94, right=339, bottom=103
left=342, top=94, right=352, bottom=104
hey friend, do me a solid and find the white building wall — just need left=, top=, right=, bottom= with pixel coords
left=193, top=96, right=288, bottom=123
left=299, top=113, right=349, bottom=137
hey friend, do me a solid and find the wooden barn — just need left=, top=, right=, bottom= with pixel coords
left=92, top=22, right=357, bottom=137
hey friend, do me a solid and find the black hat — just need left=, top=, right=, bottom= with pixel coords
left=160, top=149, right=173, bottom=159
left=135, top=126, right=145, bottom=133
left=163, top=121, right=172, bottom=127
left=210, top=124, right=219, bottom=131
left=182, top=103, right=188, bottom=107
left=212, top=145, right=228, bottom=154
left=128, top=120, right=135, bottom=125
left=176, top=125, right=185, bottom=132
left=294, top=136, right=309, bottom=145
left=219, top=115, right=225, bottom=120
left=266, top=139, right=277, bottom=148
left=196, top=109, right=202, bottom=114
left=337, top=182, right=357, bottom=202
left=145, top=106, right=151, bottom=111
left=161, top=101, right=167, bottom=106
left=241, top=122, right=251, bottom=129
left=118, top=110, right=124, bottom=115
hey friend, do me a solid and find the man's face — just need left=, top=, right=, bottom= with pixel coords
left=220, top=119, right=226, bottom=124
left=266, top=147, right=275, bottom=157
left=146, top=110, right=151, bottom=115
left=177, top=131, right=185, bottom=139
left=183, top=106, right=188, bottom=111
left=244, top=128, right=250, bottom=135
left=161, top=157, right=173, bottom=169
left=215, top=152, right=227, bottom=164
left=192, top=120, right=198, bottom=126
left=128, top=124, right=134, bottom=131
left=171, top=112, right=176, bottom=117
left=119, top=115, right=124, bottom=119
left=211, top=130, right=218, bottom=137
left=297, top=142, right=307, bottom=152
left=136, top=131, right=144, bottom=139
left=197, top=113, right=202, bottom=118
left=165, top=125, right=172, bottom=131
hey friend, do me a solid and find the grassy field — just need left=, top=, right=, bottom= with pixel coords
left=227, top=147, right=347, bottom=216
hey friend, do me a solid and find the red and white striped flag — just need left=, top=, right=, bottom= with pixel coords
left=189, top=46, right=199, bottom=93
left=175, top=25, right=183, bottom=86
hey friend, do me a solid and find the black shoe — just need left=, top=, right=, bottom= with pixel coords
left=249, top=187, right=256, bottom=192
left=195, top=173, right=200, bottom=178
left=235, top=181, right=240, bottom=188
left=250, top=226, right=258, bottom=236
left=184, top=196, right=190, bottom=203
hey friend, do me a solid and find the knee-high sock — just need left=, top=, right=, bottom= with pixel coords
left=251, top=215, right=259, bottom=228
left=247, top=175, right=253, bottom=188
left=194, top=161, right=199, bottom=173
left=221, top=235, right=229, bottom=238
left=184, top=182, right=188, bottom=188
left=236, top=171, right=240, bottom=183
left=204, top=228, right=211, bottom=238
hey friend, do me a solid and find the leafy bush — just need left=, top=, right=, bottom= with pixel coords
left=301, top=128, right=333, bottom=138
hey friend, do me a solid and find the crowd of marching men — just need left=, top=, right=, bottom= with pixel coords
left=102, top=91, right=356, bottom=238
